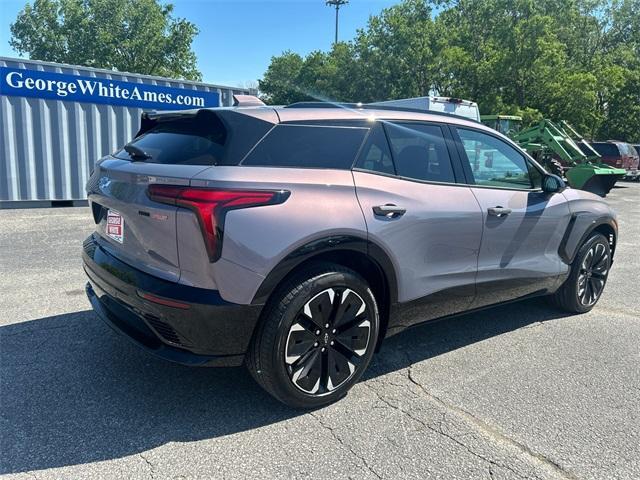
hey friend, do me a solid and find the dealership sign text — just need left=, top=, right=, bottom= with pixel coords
left=0, top=67, right=219, bottom=110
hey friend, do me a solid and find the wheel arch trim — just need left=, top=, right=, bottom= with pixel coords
left=251, top=235, right=398, bottom=307
left=559, top=213, right=617, bottom=265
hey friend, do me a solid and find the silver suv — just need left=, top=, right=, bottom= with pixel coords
left=84, top=101, right=617, bottom=408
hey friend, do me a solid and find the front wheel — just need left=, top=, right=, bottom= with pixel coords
left=550, top=232, right=611, bottom=313
left=246, top=263, right=379, bottom=408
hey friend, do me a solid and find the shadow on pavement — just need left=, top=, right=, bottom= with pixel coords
left=0, top=298, right=571, bottom=474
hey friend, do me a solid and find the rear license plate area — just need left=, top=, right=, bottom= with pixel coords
left=106, top=209, right=124, bottom=244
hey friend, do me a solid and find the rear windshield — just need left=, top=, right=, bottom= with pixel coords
left=591, top=142, right=620, bottom=157
left=242, top=124, right=369, bottom=169
left=113, top=110, right=227, bottom=165
left=618, top=143, right=633, bottom=156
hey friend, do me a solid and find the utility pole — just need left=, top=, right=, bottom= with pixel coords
left=326, top=0, right=348, bottom=44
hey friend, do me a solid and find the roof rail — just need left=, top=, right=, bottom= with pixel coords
left=283, top=101, right=480, bottom=123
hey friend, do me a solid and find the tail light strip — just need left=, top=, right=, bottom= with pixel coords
left=148, top=185, right=290, bottom=262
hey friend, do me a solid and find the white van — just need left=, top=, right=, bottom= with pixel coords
left=370, top=96, right=481, bottom=122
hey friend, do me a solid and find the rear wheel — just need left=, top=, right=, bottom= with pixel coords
left=550, top=232, right=611, bottom=313
left=246, top=263, right=379, bottom=408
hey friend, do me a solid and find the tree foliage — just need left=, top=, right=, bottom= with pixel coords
left=259, top=0, right=640, bottom=141
left=10, top=0, right=201, bottom=80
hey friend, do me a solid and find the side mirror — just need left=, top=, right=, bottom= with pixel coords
left=542, top=173, right=566, bottom=193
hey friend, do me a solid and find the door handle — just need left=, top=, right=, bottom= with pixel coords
left=373, top=204, right=406, bottom=218
left=487, top=206, right=512, bottom=217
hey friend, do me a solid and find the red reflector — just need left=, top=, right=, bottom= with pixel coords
left=148, top=185, right=290, bottom=262
left=137, top=291, right=191, bottom=310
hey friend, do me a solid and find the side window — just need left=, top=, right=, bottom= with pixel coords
left=385, top=122, right=456, bottom=183
left=591, top=143, right=618, bottom=157
left=617, top=143, right=630, bottom=156
left=354, top=123, right=395, bottom=175
left=242, top=124, right=368, bottom=169
left=456, top=128, right=535, bottom=189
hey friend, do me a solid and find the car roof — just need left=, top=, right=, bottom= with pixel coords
left=272, top=105, right=485, bottom=128
left=274, top=102, right=479, bottom=124
left=147, top=104, right=495, bottom=134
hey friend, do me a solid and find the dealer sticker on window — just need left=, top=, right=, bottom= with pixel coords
left=106, top=209, right=124, bottom=244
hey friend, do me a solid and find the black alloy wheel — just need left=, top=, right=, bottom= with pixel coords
left=550, top=232, right=611, bottom=313
left=246, top=263, right=379, bottom=408
left=576, top=241, right=609, bottom=307
left=284, top=287, right=371, bottom=394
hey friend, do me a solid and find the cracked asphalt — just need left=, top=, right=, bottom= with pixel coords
left=1, top=182, right=638, bottom=479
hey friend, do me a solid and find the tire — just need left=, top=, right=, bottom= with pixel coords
left=246, top=262, right=379, bottom=408
left=549, top=232, right=611, bottom=313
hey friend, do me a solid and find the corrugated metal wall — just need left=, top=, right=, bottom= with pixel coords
left=0, top=57, right=252, bottom=203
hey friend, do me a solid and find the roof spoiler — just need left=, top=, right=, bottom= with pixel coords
left=233, top=95, right=265, bottom=107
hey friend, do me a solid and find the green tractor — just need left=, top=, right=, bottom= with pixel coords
left=480, top=115, right=626, bottom=197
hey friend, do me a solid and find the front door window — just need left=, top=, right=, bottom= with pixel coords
left=456, top=128, right=539, bottom=189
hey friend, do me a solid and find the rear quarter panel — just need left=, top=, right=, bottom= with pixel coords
left=185, top=166, right=367, bottom=304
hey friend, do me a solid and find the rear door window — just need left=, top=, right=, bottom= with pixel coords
left=113, top=110, right=226, bottom=165
left=242, top=124, right=368, bottom=169
left=384, top=122, right=456, bottom=183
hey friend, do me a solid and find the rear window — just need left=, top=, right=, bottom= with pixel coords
left=242, top=124, right=368, bottom=169
left=591, top=143, right=620, bottom=157
left=618, top=143, right=634, bottom=156
left=114, top=110, right=226, bottom=165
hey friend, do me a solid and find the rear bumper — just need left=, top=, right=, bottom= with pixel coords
left=83, top=234, right=262, bottom=367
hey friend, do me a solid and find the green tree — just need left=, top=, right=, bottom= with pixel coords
left=259, top=0, right=638, bottom=141
left=600, top=69, right=640, bottom=142
left=10, top=0, right=201, bottom=80
left=351, top=0, right=436, bottom=101
left=426, top=0, right=640, bottom=139
left=258, top=44, right=361, bottom=104
left=258, top=51, right=308, bottom=105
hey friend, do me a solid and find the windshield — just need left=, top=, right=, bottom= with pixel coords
left=498, top=119, right=521, bottom=135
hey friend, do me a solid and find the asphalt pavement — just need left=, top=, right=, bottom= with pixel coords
left=1, top=182, right=638, bottom=479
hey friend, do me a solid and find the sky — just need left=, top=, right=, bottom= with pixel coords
left=0, top=0, right=400, bottom=87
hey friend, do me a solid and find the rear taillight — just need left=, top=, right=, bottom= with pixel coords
left=148, top=185, right=290, bottom=262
